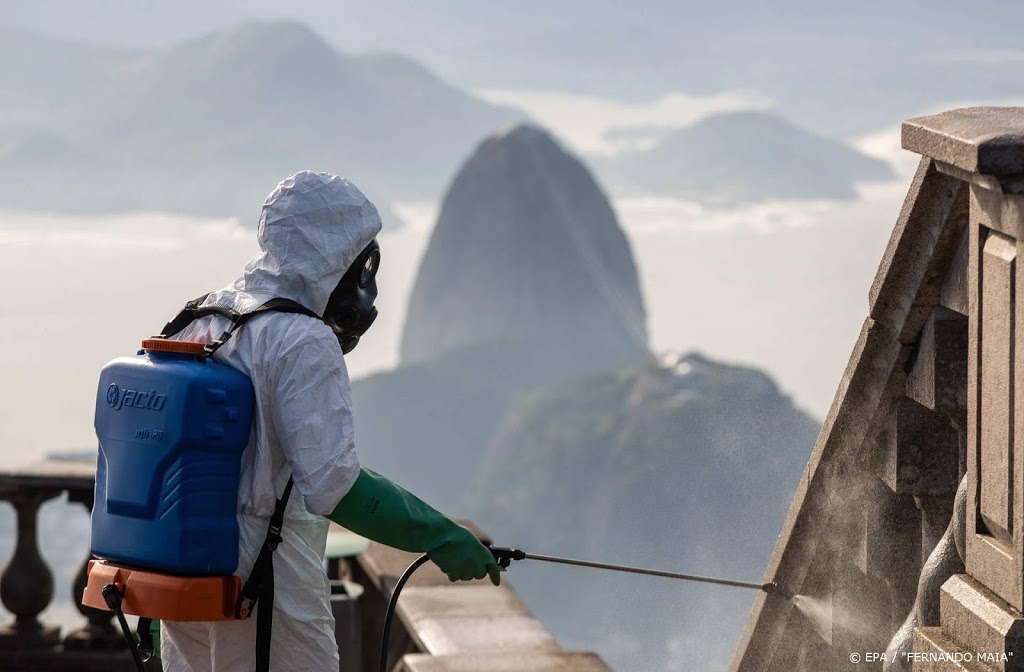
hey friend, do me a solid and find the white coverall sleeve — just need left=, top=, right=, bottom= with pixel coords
left=268, top=320, right=361, bottom=515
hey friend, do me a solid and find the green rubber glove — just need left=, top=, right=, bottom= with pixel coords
left=326, top=468, right=500, bottom=585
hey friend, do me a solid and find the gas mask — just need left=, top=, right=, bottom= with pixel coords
left=324, top=238, right=380, bottom=354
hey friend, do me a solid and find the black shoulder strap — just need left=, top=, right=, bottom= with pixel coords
left=158, top=295, right=321, bottom=361
left=235, top=477, right=294, bottom=672
left=160, top=293, right=215, bottom=338
left=136, top=616, right=154, bottom=662
left=249, top=298, right=321, bottom=321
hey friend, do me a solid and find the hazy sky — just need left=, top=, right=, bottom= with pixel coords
left=4, top=0, right=1021, bottom=135
left=0, top=103, right=917, bottom=466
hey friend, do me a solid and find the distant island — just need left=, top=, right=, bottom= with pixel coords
left=594, top=111, right=893, bottom=205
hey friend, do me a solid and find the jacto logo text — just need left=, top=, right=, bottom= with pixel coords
left=105, top=383, right=168, bottom=411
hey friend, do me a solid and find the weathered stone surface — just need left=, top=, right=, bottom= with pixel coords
left=397, top=585, right=535, bottom=623
left=883, top=476, right=966, bottom=672
left=765, top=616, right=820, bottom=672
left=856, top=478, right=921, bottom=607
left=979, top=230, right=1015, bottom=545
left=879, top=397, right=960, bottom=497
left=905, top=191, right=970, bottom=346
left=397, top=652, right=613, bottom=671
left=869, top=158, right=968, bottom=344
left=833, top=558, right=901, bottom=662
left=854, top=362, right=914, bottom=484
left=905, top=307, right=968, bottom=417
left=926, top=480, right=969, bottom=624
left=404, top=615, right=559, bottom=656
left=941, top=230, right=970, bottom=316
left=973, top=184, right=1024, bottom=239
left=792, top=560, right=835, bottom=647
left=902, top=108, right=1024, bottom=178
left=730, top=318, right=904, bottom=671
left=940, top=574, right=1024, bottom=671
left=965, top=188, right=1024, bottom=610
left=918, top=495, right=958, bottom=564
left=912, top=627, right=992, bottom=671
left=388, top=570, right=561, bottom=658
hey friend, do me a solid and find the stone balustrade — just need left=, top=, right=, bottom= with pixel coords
left=0, top=458, right=140, bottom=671
left=0, top=458, right=612, bottom=671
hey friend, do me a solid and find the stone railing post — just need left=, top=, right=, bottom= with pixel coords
left=0, top=489, right=61, bottom=648
left=0, top=458, right=145, bottom=670
left=62, top=489, right=122, bottom=652
left=902, top=106, right=1024, bottom=667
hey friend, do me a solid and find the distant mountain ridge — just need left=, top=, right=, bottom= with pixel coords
left=7, top=1, right=1023, bottom=135
left=0, top=21, right=525, bottom=221
left=596, top=111, right=893, bottom=205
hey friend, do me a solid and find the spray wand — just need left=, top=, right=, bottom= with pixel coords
left=377, top=546, right=794, bottom=672
left=488, top=547, right=794, bottom=598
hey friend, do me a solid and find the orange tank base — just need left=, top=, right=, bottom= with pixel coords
left=82, top=560, right=241, bottom=622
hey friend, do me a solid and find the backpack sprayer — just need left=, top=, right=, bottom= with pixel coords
left=84, top=298, right=327, bottom=672
left=377, top=546, right=794, bottom=672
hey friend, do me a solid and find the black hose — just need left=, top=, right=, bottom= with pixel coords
left=379, top=554, right=430, bottom=672
left=102, top=584, right=146, bottom=672
left=375, top=548, right=791, bottom=672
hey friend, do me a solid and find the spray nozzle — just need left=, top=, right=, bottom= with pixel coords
left=488, top=546, right=526, bottom=570
left=761, top=581, right=794, bottom=601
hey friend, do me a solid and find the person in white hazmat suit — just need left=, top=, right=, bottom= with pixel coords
left=162, top=171, right=500, bottom=672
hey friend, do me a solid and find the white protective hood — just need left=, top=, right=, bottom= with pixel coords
left=207, top=170, right=382, bottom=317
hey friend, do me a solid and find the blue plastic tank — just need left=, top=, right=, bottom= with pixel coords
left=91, top=339, right=254, bottom=575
